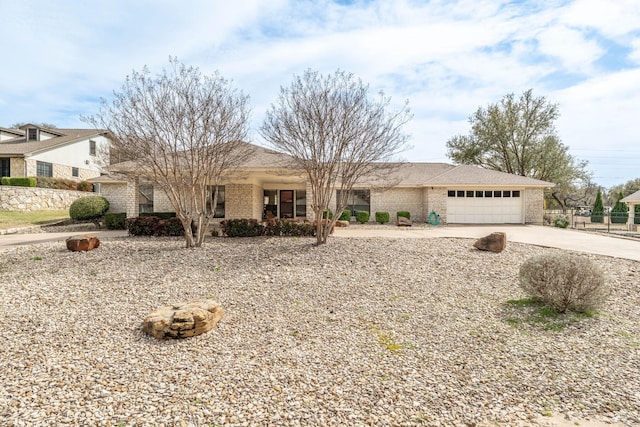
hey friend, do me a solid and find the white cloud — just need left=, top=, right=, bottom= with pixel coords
left=535, top=25, right=604, bottom=71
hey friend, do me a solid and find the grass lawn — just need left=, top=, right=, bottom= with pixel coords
left=0, top=210, right=69, bottom=230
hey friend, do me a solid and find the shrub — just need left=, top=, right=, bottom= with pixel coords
left=610, top=192, right=628, bottom=224
left=397, top=211, right=411, bottom=220
left=552, top=215, right=569, bottom=228
left=591, top=190, right=604, bottom=223
left=339, top=210, right=351, bottom=221
left=77, top=181, right=93, bottom=192
left=264, top=219, right=315, bottom=237
left=519, top=253, right=608, bottom=313
left=126, top=216, right=185, bottom=236
left=375, top=211, right=390, bottom=224
left=105, top=212, right=127, bottom=230
left=220, top=218, right=264, bottom=237
left=0, top=177, right=9, bottom=185
left=140, top=212, right=176, bottom=220
left=6, top=177, right=37, bottom=187
left=355, top=210, right=370, bottom=224
left=69, top=196, right=110, bottom=220
left=322, top=210, right=333, bottom=220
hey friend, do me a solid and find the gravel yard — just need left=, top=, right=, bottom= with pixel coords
left=0, top=235, right=638, bottom=426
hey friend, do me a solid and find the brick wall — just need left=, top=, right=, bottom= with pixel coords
left=525, top=188, right=544, bottom=224
left=226, top=184, right=259, bottom=219
left=426, top=188, right=448, bottom=224
left=371, top=187, right=425, bottom=222
left=153, top=187, right=174, bottom=212
left=9, top=158, right=25, bottom=177
left=99, top=183, right=128, bottom=213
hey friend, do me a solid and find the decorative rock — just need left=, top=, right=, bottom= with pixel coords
left=142, top=299, right=224, bottom=339
left=396, top=216, right=412, bottom=227
left=473, top=232, right=507, bottom=253
left=65, top=234, right=101, bottom=251
left=335, top=220, right=350, bottom=227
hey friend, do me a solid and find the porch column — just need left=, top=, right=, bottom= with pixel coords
left=126, top=176, right=139, bottom=218
left=628, top=202, right=637, bottom=231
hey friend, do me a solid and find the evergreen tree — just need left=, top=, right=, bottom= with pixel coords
left=591, top=190, right=604, bottom=223
left=610, top=192, right=629, bottom=224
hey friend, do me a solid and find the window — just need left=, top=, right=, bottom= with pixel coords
left=212, top=185, right=225, bottom=218
left=447, top=190, right=455, bottom=197
left=36, top=161, right=53, bottom=177
left=457, top=190, right=465, bottom=197
left=138, top=184, right=154, bottom=213
left=337, top=189, right=370, bottom=215
left=296, top=190, right=306, bottom=218
left=89, top=140, right=96, bottom=156
left=0, top=158, right=10, bottom=178
left=466, top=190, right=474, bottom=198
left=27, top=128, right=38, bottom=141
left=503, top=191, right=511, bottom=198
left=513, top=190, right=521, bottom=197
left=494, top=190, right=502, bottom=198
left=475, top=190, right=483, bottom=198
left=484, top=190, right=492, bottom=198
left=72, top=167, right=79, bottom=177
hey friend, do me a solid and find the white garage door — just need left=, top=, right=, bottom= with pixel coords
left=446, top=190, right=522, bottom=224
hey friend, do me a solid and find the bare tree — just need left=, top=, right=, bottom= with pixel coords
left=260, top=69, right=411, bottom=245
left=84, top=58, right=251, bottom=248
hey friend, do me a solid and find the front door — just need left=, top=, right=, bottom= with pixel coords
left=280, top=190, right=294, bottom=219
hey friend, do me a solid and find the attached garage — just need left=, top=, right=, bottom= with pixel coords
left=446, top=189, right=523, bottom=224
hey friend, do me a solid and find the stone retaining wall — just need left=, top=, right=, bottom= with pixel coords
left=0, top=185, right=93, bottom=211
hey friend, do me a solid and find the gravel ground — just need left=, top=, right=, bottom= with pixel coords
left=0, top=235, right=638, bottom=426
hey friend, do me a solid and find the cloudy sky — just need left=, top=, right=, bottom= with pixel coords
left=1, top=0, right=639, bottom=188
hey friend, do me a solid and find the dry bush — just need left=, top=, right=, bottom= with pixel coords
left=518, top=253, right=609, bottom=313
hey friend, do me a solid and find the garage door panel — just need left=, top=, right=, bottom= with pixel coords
left=446, top=192, right=522, bottom=224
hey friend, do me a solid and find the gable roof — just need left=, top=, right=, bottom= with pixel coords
left=0, top=128, right=107, bottom=156
left=104, top=142, right=555, bottom=188
left=0, top=127, right=25, bottom=137
left=621, top=190, right=640, bottom=203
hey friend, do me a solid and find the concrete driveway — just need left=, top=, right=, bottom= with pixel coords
left=333, top=224, right=640, bottom=261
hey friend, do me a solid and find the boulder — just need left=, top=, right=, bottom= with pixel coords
left=396, top=216, right=412, bottom=227
left=335, top=220, right=350, bottom=227
left=143, top=299, right=224, bottom=339
left=66, top=234, right=100, bottom=252
left=473, top=232, right=507, bottom=253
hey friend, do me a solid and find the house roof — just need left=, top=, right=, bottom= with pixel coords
left=621, top=190, right=640, bottom=203
left=0, top=128, right=107, bottom=156
left=103, top=142, right=555, bottom=188
left=0, top=127, right=25, bottom=137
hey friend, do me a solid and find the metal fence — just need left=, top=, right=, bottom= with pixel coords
left=544, top=209, right=639, bottom=234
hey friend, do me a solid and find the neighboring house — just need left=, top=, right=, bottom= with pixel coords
left=92, top=143, right=554, bottom=225
left=621, top=190, right=640, bottom=229
left=0, top=124, right=110, bottom=181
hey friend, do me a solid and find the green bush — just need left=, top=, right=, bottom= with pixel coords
left=264, top=219, right=315, bottom=237
left=220, top=219, right=264, bottom=237
left=105, top=212, right=127, bottom=230
left=397, top=211, right=411, bottom=220
left=591, top=190, right=604, bottom=223
left=140, top=212, right=177, bottom=220
left=552, top=215, right=569, bottom=228
left=0, top=177, right=9, bottom=185
left=77, top=181, right=93, bottom=192
left=519, top=253, right=609, bottom=313
left=355, top=210, right=370, bottom=224
left=610, top=192, right=628, bottom=224
left=126, top=216, right=185, bottom=236
left=339, top=210, right=351, bottom=221
left=5, top=177, right=37, bottom=187
left=322, top=210, right=334, bottom=220
left=69, top=196, right=110, bottom=220
left=375, top=211, right=390, bottom=224
left=35, top=177, right=80, bottom=190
